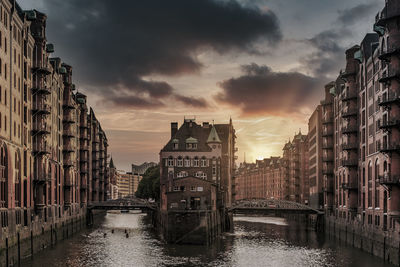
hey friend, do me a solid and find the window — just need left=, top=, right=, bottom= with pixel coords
left=212, top=166, right=216, bottom=175
left=173, top=186, right=179, bottom=191
left=201, top=158, right=207, bottom=167
left=173, top=143, right=178, bottom=150
left=190, top=186, right=196, bottom=191
left=177, top=157, right=183, bottom=167
left=184, top=157, right=190, bottom=167
left=193, top=157, right=199, bottom=167
left=168, top=157, right=174, bottom=167
left=177, top=171, right=187, bottom=178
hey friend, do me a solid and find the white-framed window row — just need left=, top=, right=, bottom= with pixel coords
left=177, top=171, right=188, bottom=178
left=195, top=171, right=207, bottom=180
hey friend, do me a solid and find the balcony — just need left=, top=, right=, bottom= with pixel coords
left=375, top=4, right=400, bottom=27
left=80, top=164, right=88, bottom=174
left=322, top=141, right=333, bottom=149
left=342, top=92, right=357, bottom=102
left=322, top=128, right=333, bottom=136
left=32, top=121, right=50, bottom=135
left=380, top=143, right=400, bottom=154
left=63, top=112, right=76, bottom=123
left=34, top=171, right=51, bottom=183
left=342, top=159, right=358, bottom=168
left=342, top=181, right=358, bottom=190
left=342, top=142, right=358, bottom=151
left=322, top=166, right=334, bottom=175
left=379, top=173, right=400, bottom=186
left=342, top=124, right=358, bottom=134
left=342, top=108, right=358, bottom=118
left=340, top=70, right=357, bottom=79
left=379, top=92, right=400, bottom=107
left=380, top=120, right=400, bottom=131
left=32, top=85, right=51, bottom=95
left=33, top=142, right=51, bottom=155
left=64, top=158, right=74, bottom=167
left=63, top=125, right=75, bottom=138
left=320, top=99, right=333, bottom=106
left=379, top=67, right=400, bottom=83
left=322, top=154, right=333, bottom=162
left=63, top=97, right=76, bottom=109
left=32, top=102, right=51, bottom=114
left=322, top=117, right=333, bottom=124
left=63, top=142, right=74, bottom=153
left=32, top=62, right=51, bottom=75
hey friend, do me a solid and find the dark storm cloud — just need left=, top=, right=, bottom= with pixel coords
left=216, top=63, right=321, bottom=116
left=35, top=0, right=282, bottom=108
left=174, top=95, right=209, bottom=108
left=300, top=29, right=349, bottom=78
left=337, top=2, right=380, bottom=25
left=299, top=2, right=380, bottom=79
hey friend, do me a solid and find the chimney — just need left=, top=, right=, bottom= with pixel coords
left=203, top=122, right=210, bottom=128
left=171, top=122, right=178, bottom=138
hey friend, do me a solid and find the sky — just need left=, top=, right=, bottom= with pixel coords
left=19, top=0, right=382, bottom=171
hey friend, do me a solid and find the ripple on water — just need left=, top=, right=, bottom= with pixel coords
left=20, top=213, right=394, bottom=267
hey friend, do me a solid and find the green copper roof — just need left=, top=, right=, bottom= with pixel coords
left=207, top=126, right=221, bottom=143
left=186, top=137, right=198, bottom=144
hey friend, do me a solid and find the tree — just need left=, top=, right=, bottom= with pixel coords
left=135, top=165, right=160, bottom=201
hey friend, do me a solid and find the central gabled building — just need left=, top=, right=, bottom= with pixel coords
left=159, top=118, right=236, bottom=244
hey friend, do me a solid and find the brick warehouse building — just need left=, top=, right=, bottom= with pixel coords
left=159, top=118, right=236, bottom=243
left=234, top=131, right=309, bottom=205
left=0, top=2, right=109, bottom=265
left=320, top=0, right=400, bottom=263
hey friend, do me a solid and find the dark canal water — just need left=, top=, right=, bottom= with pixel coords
left=21, top=212, right=392, bottom=267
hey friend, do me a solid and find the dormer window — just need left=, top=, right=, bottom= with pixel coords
left=172, top=139, right=179, bottom=150
left=185, top=137, right=198, bottom=150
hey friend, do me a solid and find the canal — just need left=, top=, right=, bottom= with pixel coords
left=21, top=212, right=392, bottom=267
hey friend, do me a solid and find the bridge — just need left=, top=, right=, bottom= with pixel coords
left=88, top=198, right=157, bottom=211
left=229, top=199, right=323, bottom=215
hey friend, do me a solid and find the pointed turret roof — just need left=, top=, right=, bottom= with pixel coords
left=207, top=125, right=221, bottom=143
left=110, top=157, right=115, bottom=169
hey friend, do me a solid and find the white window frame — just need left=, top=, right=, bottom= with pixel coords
left=168, top=157, right=174, bottom=167
left=177, top=158, right=183, bottom=167
left=194, top=158, right=199, bottom=167
left=184, top=158, right=190, bottom=167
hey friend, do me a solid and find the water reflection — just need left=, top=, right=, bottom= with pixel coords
left=21, top=212, right=392, bottom=267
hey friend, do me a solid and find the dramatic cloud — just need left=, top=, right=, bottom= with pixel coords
left=26, top=0, right=282, bottom=108
left=337, top=2, right=380, bottom=26
left=297, top=2, right=380, bottom=80
left=216, top=63, right=321, bottom=116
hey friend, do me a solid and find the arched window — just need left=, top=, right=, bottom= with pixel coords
left=201, top=157, right=207, bottom=167
left=0, top=145, right=7, bottom=208
left=168, top=157, right=174, bottom=167
left=368, top=161, right=372, bottom=207
left=375, top=159, right=380, bottom=208
left=193, top=157, right=199, bottom=167
left=177, top=157, right=183, bottom=167
left=184, top=157, right=190, bottom=167
left=14, top=151, right=21, bottom=207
